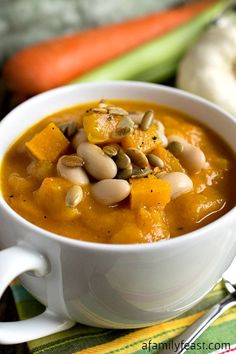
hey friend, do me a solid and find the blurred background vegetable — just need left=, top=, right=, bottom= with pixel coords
left=3, top=0, right=215, bottom=96
left=0, top=0, right=235, bottom=116
left=74, top=0, right=227, bottom=83
left=0, top=0, right=190, bottom=65
left=0, top=0, right=186, bottom=115
left=177, top=16, right=236, bottom=116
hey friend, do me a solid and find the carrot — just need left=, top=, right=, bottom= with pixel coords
left=75, top=0, right=228, bottom=83
left=3, top=0, right=216, bottom=95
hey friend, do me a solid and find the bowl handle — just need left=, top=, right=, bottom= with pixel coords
left=0, top=245, right=75, bottom=344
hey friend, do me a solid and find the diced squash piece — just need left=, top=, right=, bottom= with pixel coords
left=121, top=124, right=160, bottom=153
left=27, top=160, right=54, bottom=181
left=162, top=115, right=186, bottom=137
left=25, top=123, right=70, bottom=161
left=212, top=157, right=231, bottom=171
left=163, top=115, right=204, bottom=146
left=110, top=223, right=144, bottom=244
left=35, top=177, right=72, bottom=208
left=35, top=177, right=79, bottom=220
left=8, top=173, right=36, bottom=195
left=111, top=208, right=170, bottom=244
left=83, top=112, right=120, bottom=144
left=130, top=175, right=171, bottom=209
left=9, top=195, right=42, bottom=220
left=80, top=186, right=135, bottom=236
left=136, top=207, right=170, bottom=242
left=166, top=188, right=226, bottom=234
left=151, top=145, right=184, bottom=173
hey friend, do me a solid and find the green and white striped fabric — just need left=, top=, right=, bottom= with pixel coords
left=11, top=281, right=236, bottom=354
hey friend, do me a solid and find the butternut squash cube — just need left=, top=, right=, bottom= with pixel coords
left=136, top=207, right=170, bottom=242
left=27, top=160, right=54, bottom=181
left=8, top=173, right=35, bottom=195
left=165, top=189, right=226, bottom=234
left=35, top=177, right=72, bottom=208
left=121, top=124, right=160, bottom=153
left=110, top=223, right=144, bottom=244
left=35, top=177, right=79, bottom=220
left=83, top=112, right=120, bottom=144
left=25, top=123, right=69, bottom=161
left=151, top=145, right=184, bottom=173
left=130, top=175, right=171, bottom=209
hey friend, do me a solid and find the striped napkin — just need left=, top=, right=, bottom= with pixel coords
left=11, top=281, right=236, bottom=354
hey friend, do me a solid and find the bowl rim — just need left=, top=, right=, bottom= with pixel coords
left=0, top=80, right=235, bottom=252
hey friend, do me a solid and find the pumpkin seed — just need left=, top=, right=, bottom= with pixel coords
left=116, top=165, right=133, bottom=180
left=98, top=99, right=107, bottom=108
left=154, top=171, right=167, bottom=179
left=117, top=116, right=134, bottom=130
left=167, top=141, right=184, bottom=155
left=98, top=103, right=107, bottom=108
left=146, top=154, right=164, bottom=168
left=68, top=121, right=78, bottom=137
left=115, top=151, right=131, bottom=169
left=61, top=155, right=84, bottom=168
left=91, top=107, right=108, bottom=114
left=128, top=111, right=143, bottom=125
left=58, top=120, right=78, bottom=138
left=131, top=167, right=152, bottom=178
left=126, top=148, right=149, bottom=168
left=108, top=107, right=128, bottom=116
left=72, top=129, right=87, bottom=150
left=111, top=126, right=132, bottom=139
left=58, top=123, right=68, bottom=134
left=140, top=110, right=154, bottom=131
left=103, top=145, right=119, bottom=157
left=65, top=185, right=83, bottom=208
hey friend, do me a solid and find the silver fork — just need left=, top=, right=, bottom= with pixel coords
left=159, top=256, right=236, bottom=354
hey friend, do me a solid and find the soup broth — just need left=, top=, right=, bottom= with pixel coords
left=1, top=99, right=236, bottom=244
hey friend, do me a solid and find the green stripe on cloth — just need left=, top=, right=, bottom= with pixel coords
left=11, top=283, right=36, bottom=302
left=10, top=281, right=236, bottom=354
left=130, top=313, right=236, bottom=354
left=32, top=330, right=130, bottom=354
left=185, top=315, right=236, bottom=354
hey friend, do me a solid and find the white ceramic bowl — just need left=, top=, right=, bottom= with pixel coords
left=0, top=81, right=236, bottom=344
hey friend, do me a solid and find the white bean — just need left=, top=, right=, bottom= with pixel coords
left=77, top=142, right=117, bottom=180
left=57, top=157, right=89, bottom=185
left=91, top=179, right=131, bottom=206
left=168, top=135, right=207, bottom=173
left=72, top=129, right=87, bottom=150
left=154, top=120, right=165, bottom=134
left=181, top=144, right=208, bottom=173
left=168, top=135, right=185, bottom=145
left=157, top=131, right=168, bottom=147
left=160, top=172, right=193, bottom=199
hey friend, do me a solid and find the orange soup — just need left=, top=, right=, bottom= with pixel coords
left=1, top=99, right=236, bottom=244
